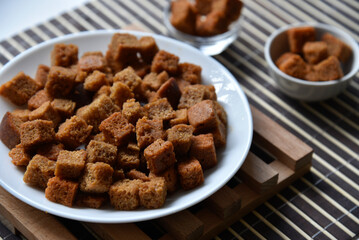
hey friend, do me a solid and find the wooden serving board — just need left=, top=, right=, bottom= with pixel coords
left=0, top=105, right=313, bottom=240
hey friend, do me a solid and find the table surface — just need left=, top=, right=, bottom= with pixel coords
left=0, top=0, right=358, bottom=239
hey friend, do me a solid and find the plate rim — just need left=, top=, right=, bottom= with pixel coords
left=0, top=29, right=253, bottom=223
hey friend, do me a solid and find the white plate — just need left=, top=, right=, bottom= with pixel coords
left=0, top=30, right=252, bottom=223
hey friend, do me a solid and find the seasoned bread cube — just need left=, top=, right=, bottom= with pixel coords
left=34, top=64, right=50, bottom=88
left=117, top=142, right=140, bottom=170
left=51, top=43, right=78, bottom=67
left=211, top=119, right=227, bottom=148
left=322, top=33, right=352, bottom=62
left=113, top=67, right=142, bottom=96
left=190, top=133, right=217, bottom=169
left=23, top=154, right=56, bottom=188
left=303, top=41, right=328, bottom=64
left=177, top=158, right=204, bottom=190
left=86, top=140, right=117, bottom=167
left=95, top=85, right=111, bottom=99
left=139, top=177, right=167, bottom=209
left=45, top=176, right=79, bottom=207
left=188, top=100, right=218, bottom=132
left=76, top=94, right=119, bottom=132
left=178, top=63, right=202, bottom=85
left=151, top=50, right=179, bottom=75
left=144, top=139, right=176, bottom=174
left=37, top=143, right=65, bottom=161
left=277, top=54, right=307, bottom=79
left=122, top=99, right=144, bottom=125
left=287, top=26, right=315, bottom=53
left=211, top=0, right=243, bottom=22
left=155, top=78, right=181, bottom=109
left=195, top=0, right=212, bottom=15
left=149, top=166, right=178, bottom=193
left=109, top=179, right=142, bottom=210
left=214, top=101, right=227, bottom=125
left=313, top=56, right=343, bottom=81
left=113, top=169, right=126, bottom=181
left=110, top=81, right=134, bottom=108
left=170, top=109, right=188, bottom=126
left=84, top=70, right=108, bottom=92
left=99, top=112, right=134, bottom=146
left=29, top=101, right=61, bottom=127
left=45, top=66, right=76, bottom=97
left=75, top=192, right=106, bottom=208
left=106, top=33, right=140, bottom=62
left=78, top=54, right=106, bottom=73
left=170, top=0, right=197, bottom=35
left=142, top=71, right=169, bottom=92
left=196, top=11, right=228, bottom=36
left=275, top=52, right=297, bottom=67
left=20, top=120, right=55, bottom=149
left=11, top=109, right=31, bottom=122
left=56, top=116, right=93, bottom=148
left=55, top=150, right=86, bottom=179
left=80, top=162, right=114, bottom=193
left=139, top=36, right=159, bottom=63
left=166, top=124, right=194, bottom=156
left=28, top=90, right=53, bottom=110
left=51, top=99, right=76, bottom=119
left=144, top=98, right=175, bottom=121
left=0, top=112, right=23, bottom=149
left=136, top=117, right=164, bottom=149
left=9, top=144, right=31, bottom=166
left=0, top=71, right=41, bottom=105
left=178, top=84, right=216, bottom=109
left=127, top=169, right=150, bottom=181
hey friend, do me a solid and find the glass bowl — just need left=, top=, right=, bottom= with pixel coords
left=163, top=1, right=244, bottom=56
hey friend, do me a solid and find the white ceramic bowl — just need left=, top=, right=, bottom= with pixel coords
left=264, top=22, right=359, bottom=101
left=163, top=1, right=244, bottom=56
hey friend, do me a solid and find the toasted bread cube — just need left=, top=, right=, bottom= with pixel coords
left=213, top=101, right=227, bottom=125
left=151, top=50, right=179, bottom=75
left=177, top=158, right=204, bottom=190
left=127, top=169, right=150, bottom=181
left=80, top=162, right=114, bottom=193
left=287, top=26, right=316, bottom=53
left=195, top=0, right=213, bottom=14
left=190, top=133, right=217, bottom=169
left=139, top=36, right=159, bottom=63
left=95, top=85, right=111, bottom=99
left=55, top=150, right=86, bottom=179
left=277, top=54, right=307, bottom=79
left=132, top=61, right=151, bottom=79
left=51, top=43, right=78, bottom=67
left=76, top=95, right=119, bottom=132
left=166, top=124, right=194, bottom=155
left=0, top=112, right=23, bottom=149
left=305, top=65, right=319, bottom=82
left=56, top=116, right=92, bottom=148
left=78, top=54, right=106, bottom=72
left=178, top=63, right=202, bottom=84
left=34, top=64, right=50, bottom=88
left=76, top=192, right=106, bottom=208
left=170, top=109, right=188, bottom=126
left=118, top=142, right=140, bottom=170
left=45, top=176, right=78, bottom=207
left=51, top=99, right=76, bottom=119
left=45, top=66, right=76, bottom=97
left=92, top=132, right=107, bottom=143
left=113, top=169, right=126, bottom=181
left=313, top=56, right=343, bottom=81
left=106, top=33, right=140, bottom=62
left=99, top=112, right=134, bottom=146
left=188, top=100, right=218, bottom=132
left=122, top=99, right=144, bottom=125
left=142, top=71, right=169, bottom=92
left=0, top=71, right=41, bottom=106
left=196, top=11, right=228, bottom=36
left=86, top=140, right=117, bottom=166
left=20, top=120, right=55, bottom=149
left=9, top=144, right=31, bottom=166
left=109, top=179, right=142, bottom=210
left=149, top=166, right=178, bottom=193
left=170, top=0, right=197, bottom=35
left=110, top=81, right=134, bottom=108
left=75, top=70, right=88, bottom=83
left=155, top=78, right=182, bottom=109
left=29, top=101, right=61, bottom=127
left=37, top=143, right=65, bottom=161
left=144, top=139, right=176, bottom=174
left=139, top=177, right=167, bottom=209
left=84, top=70, right=108, bottom=92
left=11, top=109, right=31, bottom=122
left=211, top=0, right=243, bottom=22
left=23, top=155, right=56, bottom=188
left=275, top=52, right=297, bottom=67
left=322, top=33, right=352, bottom=62
left=303, top=41, right=328, bottom=64
left=211, top=119, right=226, bottom=148
left=144, top=98, right=176, bottom=121
left=178, top=84, right=216, bottom=109
left=28, top=90, right=53, bottom=110
left=113, top=67, right=142, bottom=95
left=136, top=117, right=164, bottom=149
